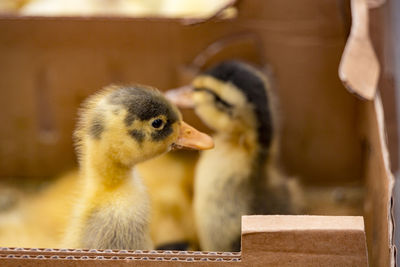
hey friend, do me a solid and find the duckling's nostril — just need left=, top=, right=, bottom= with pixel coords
left=175, top=121, right=214, bottom=150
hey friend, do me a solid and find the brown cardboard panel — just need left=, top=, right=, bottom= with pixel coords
left=368, top=3, right=397, bottom=266
left=0, top=0, right=362, bottom=185
left=337, top=1, right=395, bottom=264
left=0, top=215, right=368, bottom=266
left=0, top=259, right=241, bottom=267
left=241, top=216, right=368, bottom=266
left=0, top=258, right=239, bottom=267
left=303, top=185, right=364, bottom=215
left=361, top=98, right=395, bottom=267
left=369, top=0, right=398, bottom=173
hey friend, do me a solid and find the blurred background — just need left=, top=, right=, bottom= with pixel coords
left=0, top=0, right=234, bottom=18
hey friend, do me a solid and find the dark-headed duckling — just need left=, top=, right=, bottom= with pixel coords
left=167, top=61, right=303, bottom=252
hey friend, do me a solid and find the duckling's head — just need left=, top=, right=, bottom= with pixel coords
left=167, top=60, right=274, bottom=149
left=75, top=85, right=213, bottom=168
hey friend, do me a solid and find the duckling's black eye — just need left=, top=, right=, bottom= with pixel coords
left=151, top=119, right=164, bottom=129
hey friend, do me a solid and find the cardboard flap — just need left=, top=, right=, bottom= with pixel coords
left=339, top=0, right=380, bottom=100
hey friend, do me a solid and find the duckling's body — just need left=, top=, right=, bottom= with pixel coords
left=64, top=168, right=152, bottom=249
left=0, top=170, right=79, bottom=248
left=195, top=136, right=297, bottom=251
left=195, top=135, right=254, bottom=250
left=168, top=61, right=302, bottom=251
left=63, top=85, right=213, bottom=250
left=137, top=151, right=199, bottom=250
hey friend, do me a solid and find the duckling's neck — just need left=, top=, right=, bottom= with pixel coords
left=75, top=144, right=152, bottom=250
left=216, top=128, right=268, bottom=161
left=82, top=148, right=133, bottom=190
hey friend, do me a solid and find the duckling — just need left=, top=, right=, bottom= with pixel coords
left=62, top=84, right=213, bottom=250
left=166, top=60, right=303, bottom=252
left=0, top=0, right=29, bottom=13
left=0, top=170, right=80, bottom=248
left=137, top=151, right=199, bottom=250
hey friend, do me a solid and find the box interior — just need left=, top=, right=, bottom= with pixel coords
left=0, top=0, right=394, bottom=266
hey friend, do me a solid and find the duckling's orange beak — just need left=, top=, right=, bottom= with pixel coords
left=165, top=85, right=195, bottom=108
left=172, top=121, right=214, bottom=150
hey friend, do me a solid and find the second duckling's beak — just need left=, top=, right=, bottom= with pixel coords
left=172, top=121, right=214, bottom=150
left=165, top=85, right=195, bottom=108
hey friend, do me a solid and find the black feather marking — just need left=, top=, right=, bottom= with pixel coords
left=128, top=129, right=145, bottom=143
left=107, top=86, right=179, bottom=142
left=89, top=114, right=104, bottom=139
left=194, top=87, right=234, bottom=111
left=151, top=121, right=174, bottom=141
left=108, top=86, right=178, bottom=125
left=205, top=61, right=273, bottom=149
left=124, top=112, right=136, bottom=126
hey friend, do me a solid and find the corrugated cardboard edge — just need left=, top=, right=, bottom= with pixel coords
left=0, top=248, right=241, bottom=263
left=375, top=95, right=396, bottom=266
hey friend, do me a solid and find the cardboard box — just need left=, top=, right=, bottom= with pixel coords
left=0, top=0, right=395, bottom=266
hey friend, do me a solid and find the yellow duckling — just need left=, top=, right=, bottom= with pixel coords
left=0, top=171, right=80, bottom=248
left=63, top=84, right=213, bottom=250
left=167, top=60, right=302, bottom=252
left=137, top=151, right=198, bottom=250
